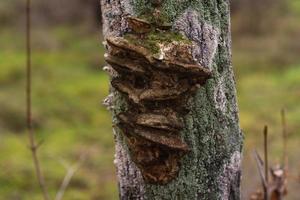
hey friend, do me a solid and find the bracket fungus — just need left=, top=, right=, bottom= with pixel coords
left=104, top=15, right=212, bottom=184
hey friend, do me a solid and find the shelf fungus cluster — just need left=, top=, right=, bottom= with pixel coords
left=104, top=16, right=212, bottom=184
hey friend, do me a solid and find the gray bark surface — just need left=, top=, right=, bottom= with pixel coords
left=101, top=0, right=243, bottom=199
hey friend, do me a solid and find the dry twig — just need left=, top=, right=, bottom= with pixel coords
left=251, top=111, right=289, bottom=200
left=263, top=126, right=269, bottom=200
left=55, top=156, right=85, bottom=200
left=281, top=109, right=288, bottom=170
left=26, top=0, right=50, bottom=199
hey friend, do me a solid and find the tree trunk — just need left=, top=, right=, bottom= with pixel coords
left=101, top=0, right=243, bottom=199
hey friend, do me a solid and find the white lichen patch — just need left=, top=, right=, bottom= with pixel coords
left=218, top=151, right=242, bottom=200
left=173, top=9, right=219, bottom=70
left=101, top=0, right=132, bottom=37
left=214, top=76, right=227, bottom=114
left=103, top=64, right=118, bottom=77
left=103, top=93, right=114, bottom=110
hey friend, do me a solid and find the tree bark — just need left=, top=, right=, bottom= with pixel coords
left=101, top=0, right=243, bottom=199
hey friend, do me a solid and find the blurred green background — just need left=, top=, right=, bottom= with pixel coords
left=0, top=0, right=299, bottom=199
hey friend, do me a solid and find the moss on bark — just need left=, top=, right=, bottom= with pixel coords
left=101, top=0, right=243, bottom=199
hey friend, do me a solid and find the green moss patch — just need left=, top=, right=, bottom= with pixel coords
left=124, top=30, right=191, bottom=54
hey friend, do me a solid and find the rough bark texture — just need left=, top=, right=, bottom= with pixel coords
left=101, top=0, right=243, bottom=199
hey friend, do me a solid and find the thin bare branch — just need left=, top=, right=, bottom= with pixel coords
left=263, top=126, right=269, bottom=183
left=26, top=0, right=50, bottom=199
left=263, top=125, right=269, bottom=200
left=254, top=150, right=267, bottom=189
left=55, top=156, right=85, bottom=200
left=281, top=109, right=288, bottom=169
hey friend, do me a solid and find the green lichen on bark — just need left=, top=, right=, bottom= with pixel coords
left=101, top=0, right=243, bottom=199
left=132, top=0, right=222, bottom=25
left=132, top=1, right=242, bottom=199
